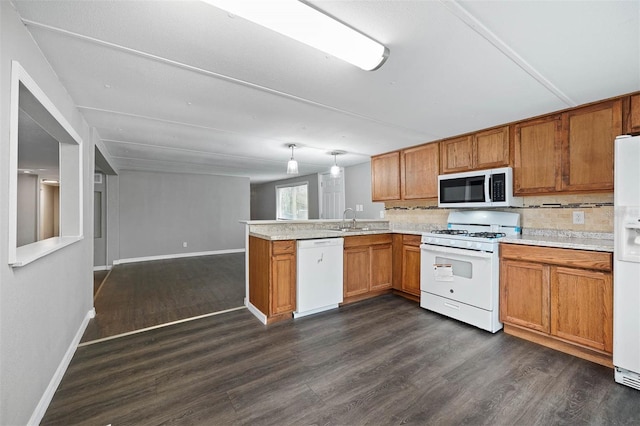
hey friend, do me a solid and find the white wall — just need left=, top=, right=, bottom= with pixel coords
left=0, top=2, right=94, bottom=424
left=117, top=170, right=250, bottom=260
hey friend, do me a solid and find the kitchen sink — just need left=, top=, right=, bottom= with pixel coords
left=327, top=227, right=370, bottom=232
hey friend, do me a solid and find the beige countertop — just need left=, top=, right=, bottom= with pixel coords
left=502, top=234, right=614, bottom=252
left=249, top=228, right=393, bottom=241
left=246, top=221, right=614, bottom=252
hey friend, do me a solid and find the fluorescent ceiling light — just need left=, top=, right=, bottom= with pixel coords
left=205, top=0, right=389, bottom=71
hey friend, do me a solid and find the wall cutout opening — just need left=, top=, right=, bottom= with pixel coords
left=8, top=61, right=83, bottom=267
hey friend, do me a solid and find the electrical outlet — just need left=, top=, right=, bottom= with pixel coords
left=183, top=242, right=188, bottom=248
left=356, top=204, right=363, bottom=211
left=572, top=211, right=585, bottom=225
left=379, top=210, right=385, bottom=218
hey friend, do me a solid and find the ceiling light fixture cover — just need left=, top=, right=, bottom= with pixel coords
left=330, top=150, right=344, bottom=177
left=287, top=144, right=299, bottom=174
left=205, top=0, right=389, bottom=71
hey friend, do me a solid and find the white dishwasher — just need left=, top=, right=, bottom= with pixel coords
left=294, top=237, right=344, bottom=318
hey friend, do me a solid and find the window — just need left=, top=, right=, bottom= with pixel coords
left=276, top=182, right=308, bottom=220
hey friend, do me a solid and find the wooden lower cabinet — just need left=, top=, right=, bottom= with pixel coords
left=343, top=246, right=371, bottom=298
left=500, top=260, right=549, bottom=332
left=343, top=234, right=393, bottom=303
left=550, top=266, right=613, bottom=353
left=249, top=236, right=296, bottom=323
left=500, top=243, right=613, bottom=366
left=392, top=234, right=421, bottom=300
left=627, top=93, right=640, bottom=133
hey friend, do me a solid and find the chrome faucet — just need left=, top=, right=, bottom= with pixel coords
left=343, top=208, right=356, bottom=229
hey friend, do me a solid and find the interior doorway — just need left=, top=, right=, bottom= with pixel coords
left=319, top=170, right=345, bottom=219
left=93, top=174, right=107, bottom=269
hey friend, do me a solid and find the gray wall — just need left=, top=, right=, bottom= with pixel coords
left=251, top=173, right=320, bottom=220
left=0, top=3, right=94, bottom=424
left=118, top=170, right=250, bottom=260
left=344, top=161, right=385, bottom=219
left=16, top=173, right=38, bottom=246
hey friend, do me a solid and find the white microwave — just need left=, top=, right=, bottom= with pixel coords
left=438, top=167, right=523, bottom=208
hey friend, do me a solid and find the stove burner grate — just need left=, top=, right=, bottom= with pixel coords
left=468, top=232, right=506, bottom=239
left=431, top=230, right=469, bottom=235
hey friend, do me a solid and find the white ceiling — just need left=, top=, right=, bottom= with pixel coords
left=12, top=0, right=640, bottom=183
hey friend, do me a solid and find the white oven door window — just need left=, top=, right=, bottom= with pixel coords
left=420, top=245, right=496, bottom=310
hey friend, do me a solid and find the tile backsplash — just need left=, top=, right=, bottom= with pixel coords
left=385, top=193, right=614, bottom=233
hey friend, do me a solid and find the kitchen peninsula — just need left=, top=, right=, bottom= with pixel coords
left=242, top=219, right=411, bottom=324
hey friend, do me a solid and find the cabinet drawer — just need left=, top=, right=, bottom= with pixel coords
left=272, top=240, right=295, bottom=255
left=344, top=234, right=392, bottom=248
left=403, top=234, right=422, bottom=246
left=500, top=244, right=612, bottom=272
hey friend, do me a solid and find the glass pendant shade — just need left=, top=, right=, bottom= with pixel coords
left=287, top=158, right=299, bottom=174
left=330, top=152, right=341, bottom=177
left=286, top=144, right=298, bottom=174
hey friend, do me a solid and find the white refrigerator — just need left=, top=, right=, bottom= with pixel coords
left=614, top=134, right=640, bottom=390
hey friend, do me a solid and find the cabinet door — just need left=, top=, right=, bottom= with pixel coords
left=401, top=244, right=421, bottom=296
left=440, top=135, right=473, bottom=173
left=401, top=143, right=439, bottom=199
left=271, top=253, right=296, bottom=315
left=550, top=266, right=613, bottom=353
left=513, top=115, right=562, bottom=195
left=371, top=152, right=400, bottom=201
left=628, top=94, right=640, bottom=133
left=370, top=243, right=393, bottom=291
left=474, top=126, right=510, bottom=170
left=561, top=100, right=621, bottom=192
left=344, top=247, right=370, bottom=297
left=500, top=259, right=550, bottom=332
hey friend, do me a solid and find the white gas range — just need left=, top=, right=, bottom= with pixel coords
left=420, top=210, right=521, bottom=333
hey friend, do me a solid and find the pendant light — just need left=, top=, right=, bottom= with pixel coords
left=287, top=144, right=299, bottom=175
left=330, top=151, right=344, bottom=177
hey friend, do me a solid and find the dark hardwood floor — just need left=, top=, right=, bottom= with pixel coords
left=93, top=270, right=108, bottom=296
left=82, top=253, right=245, bottom=342
left=45, top=294, right=639, bottom=425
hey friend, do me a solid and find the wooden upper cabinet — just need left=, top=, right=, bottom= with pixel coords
left=371, top=151, right=401, bottom=201
left=626, top=93, right=640, bottom=133
left=561, top=100, right=621, bottom=192
left=440, top=126, right=509, bottom=174
left=474, top=126, right=510, bottom=170
left=401, top=143, right=439, bottom=200
left=513, top=115, right=563, bottom=195
left=440, top=135, right=473, bottom=173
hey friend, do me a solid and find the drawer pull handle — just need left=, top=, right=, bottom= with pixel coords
left=444, top=302, right=460, bottom=310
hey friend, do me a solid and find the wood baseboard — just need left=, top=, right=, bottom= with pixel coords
left=342, top=289, right=392, bottom=305
left=265, top=312, right=293, bottom=325
left=503, top=324, right=613, bottom=368
left=392, top=289, right=420, bottom=303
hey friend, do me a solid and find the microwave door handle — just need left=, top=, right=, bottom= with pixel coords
left=486, top=175, right=492, bottom=202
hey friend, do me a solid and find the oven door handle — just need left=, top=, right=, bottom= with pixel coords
left=420, top=244, right=494, bottom=259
